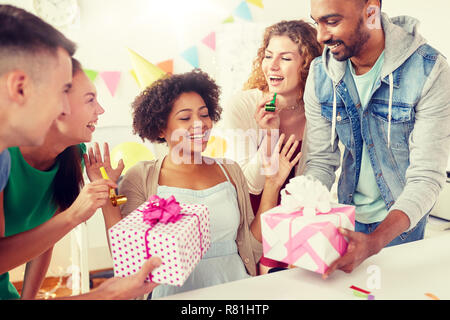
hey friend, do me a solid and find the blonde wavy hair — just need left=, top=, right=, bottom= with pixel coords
left=244, top=20, right=323, bottom=101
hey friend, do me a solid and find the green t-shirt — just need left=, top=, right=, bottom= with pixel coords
left=348, top=51, right=388, bottom=224
left=0, top=144, right=86, bottom=300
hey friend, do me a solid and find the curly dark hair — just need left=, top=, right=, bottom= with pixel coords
left=132, top=69, right=222, bottom=143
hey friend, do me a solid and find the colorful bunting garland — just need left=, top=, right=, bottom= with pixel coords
left=234, top=1, right=253, bottom=21
left=99, top=71, right=121, bottom=97
left=222, top=15, right=235, bottom=24
left=84, top=69, right=99, bottom=82
left=202, top=32, right=216, bottom=51
left=84, top=68, right=121, bottom=97
left=246, top=0, right=264, bottom=9
left=181, top=46, right=199, bottom=68
left=83, top=1, right=264, bottom=95
left=156, top=59, right=174, bottom=75
left=177, top=0, right=262, bottom=68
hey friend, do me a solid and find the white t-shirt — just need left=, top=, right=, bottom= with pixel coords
left=348, top=51, right=389, bottom=224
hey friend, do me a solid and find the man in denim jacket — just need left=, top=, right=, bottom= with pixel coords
left=305, top=0, right=450, bottom=277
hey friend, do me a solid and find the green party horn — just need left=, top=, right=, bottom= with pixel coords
left=265, top=93, right=277, bottom=112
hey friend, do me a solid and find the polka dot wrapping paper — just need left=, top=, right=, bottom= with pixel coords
left=108, top=201, right=210, bottom=286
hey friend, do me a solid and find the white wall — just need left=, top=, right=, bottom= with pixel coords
left=3, top=0, right=450, bottom=282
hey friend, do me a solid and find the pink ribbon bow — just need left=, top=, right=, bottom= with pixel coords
left=139, top=195, right=205, bottom=282
left=140, top=195, right=182, bottom=226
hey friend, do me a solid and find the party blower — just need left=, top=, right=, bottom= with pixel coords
left=265, top=92, right=277, bottom=112
left=99, top=166, right=127, bottom=206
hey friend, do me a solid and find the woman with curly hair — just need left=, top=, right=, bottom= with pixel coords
left=88, top=69, right=301, bottom=299
left=222, top=20, right=323, bottom=274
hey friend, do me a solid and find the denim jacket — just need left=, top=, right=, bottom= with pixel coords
left=302, top=13, right=450, bottom=231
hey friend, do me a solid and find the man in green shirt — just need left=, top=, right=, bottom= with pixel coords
left=0, top=5, right=160, bottom=299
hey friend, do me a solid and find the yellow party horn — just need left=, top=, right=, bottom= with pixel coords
left=100, top=166, right=127, bottom=207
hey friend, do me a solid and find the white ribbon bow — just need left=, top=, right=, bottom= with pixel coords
left=280, top=175, right=332, bottom=216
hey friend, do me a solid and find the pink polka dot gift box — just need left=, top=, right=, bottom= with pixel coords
left=108, top=195, right=210, bottom=286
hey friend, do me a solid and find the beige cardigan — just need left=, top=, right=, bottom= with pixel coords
left=222, top=88, right=307, bottom=194
left=118, top=157, right=263, bottom=277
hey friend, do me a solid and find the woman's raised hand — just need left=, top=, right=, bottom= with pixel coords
left=84, top=142, right=125, bottom=183
left=262, top=133, right=302, bottom=188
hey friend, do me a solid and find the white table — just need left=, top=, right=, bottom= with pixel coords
left=160, top=233, right=450, bottom=300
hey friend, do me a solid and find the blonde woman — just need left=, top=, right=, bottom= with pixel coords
left=222, top=20, right=323, bottom=274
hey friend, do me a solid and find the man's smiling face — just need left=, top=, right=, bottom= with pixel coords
left=310, top=0, right=371, bottom=61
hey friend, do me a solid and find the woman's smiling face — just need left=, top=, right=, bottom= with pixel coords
left=160, top=91, right=212, bottom=157
left=54, top=69, right=105, bottom=144
left=261, top=35, right=304, bottom=97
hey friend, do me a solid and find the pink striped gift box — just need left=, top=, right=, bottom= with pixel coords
left=261, top=203, right=355, bottom=274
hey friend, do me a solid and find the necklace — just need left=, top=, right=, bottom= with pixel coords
left=281, top=102, right=303, bottom=112
left=286, top=104, right=299, bottom=110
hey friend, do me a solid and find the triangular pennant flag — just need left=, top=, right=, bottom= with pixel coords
left=127, top=48, right=166, bottom=89
left=181, top=46, right=199, bottom=68
left=202, top=32, right=216, bottom=51
left=156, top=59, right=174, bottom=75
left=84, top=69, right=99, bottom=82
left=246, top=0, right=264, bottom=9
left=234, top=1, right=252, bottom=21
left=222, top=15, right=234, bottom=23
left=100, top=71, right=121, bottom=97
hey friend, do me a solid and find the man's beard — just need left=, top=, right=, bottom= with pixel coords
left=328, top=17, right=370, bottom=61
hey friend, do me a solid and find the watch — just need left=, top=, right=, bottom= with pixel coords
left=33, top=0, right=79, bottom=28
